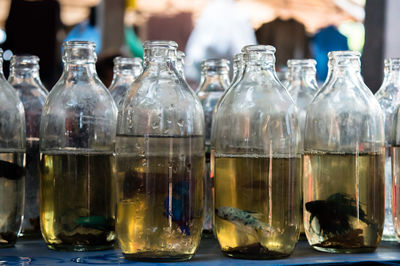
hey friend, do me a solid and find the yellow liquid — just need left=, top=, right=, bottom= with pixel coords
left=214, top=155, right=301, bottom=259
left=303, top=152, right=384, bottom=253
left=116, top=135, right=204, bottom=261
left=40, top=152, right=115, bottom=251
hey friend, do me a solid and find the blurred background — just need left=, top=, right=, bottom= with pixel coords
left=0, top=0, right=394, bottom=92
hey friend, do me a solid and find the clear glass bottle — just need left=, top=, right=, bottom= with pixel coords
left=286, top=59, right=318, bottom=131
left=0, top=49, right=26, bottom=248
left=304, top=51, right=385, bottom=253
left=196, top=58, right=230, bottom=236
left=212, top=45, right=301, bottom=259
left=116, top=41, right=205, bottom=261
left=176, top=51, right=185, bottom=78
left=39, top=41, right=118, bottom=251
left=375, top=58, right=400, bottom=241
left=109, top=57, right=143, bottom=109
left=8, top=55, right=48, bottom=239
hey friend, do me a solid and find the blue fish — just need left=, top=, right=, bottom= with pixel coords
left=164, top=181, right=191, bottom=235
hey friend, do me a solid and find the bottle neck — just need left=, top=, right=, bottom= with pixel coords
left=199, top=71, right=230, bottom=91
left=384, top=67, right=400, bottom=85
left=63, top=61, right=98, bottom=80
left=289, top=67, right=317, bottom=85
left=9, top=67, right=41, bottom=83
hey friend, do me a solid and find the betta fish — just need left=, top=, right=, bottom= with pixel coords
left=305, top=193, right=371, bottom=237
left=215, top=206, right=274, bottom=242
left=164, top=181, right=191, bottom=235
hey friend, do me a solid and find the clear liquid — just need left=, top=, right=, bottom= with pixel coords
left=20, top=139, right=41, bottom=238
left=115, top=135, right=204, bottom=261
left=303, top=152, right=385, bottom=253
left=0, top=151, right=25, bottom=248
left=40, top=152, right=115, bottom=251
left=214, top=154, right=301, bottom=259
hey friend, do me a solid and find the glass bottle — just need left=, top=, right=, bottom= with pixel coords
left=286, top=59, right=319, bottom=136
left=116, top=40, right=205, bottom=261
left=39, top=41, right=118, bottom=251
left=0, top=49, right=26, bottom=248
left=8, top=55, right=48, bottom=239
left=231, top=53, right=243, bottom=87
left=196, top=58, right=230, bottom=236
left=176, top=51, right=185, bottom=78
left=304, top=51, right=385, bottom=253
left=109, top=57, right=143, bottom=109
left=212, top=45, right=301, bottom=259
left=375, top=58, right=400, bottom=241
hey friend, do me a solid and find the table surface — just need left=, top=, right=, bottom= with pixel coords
left=1, top=238, right=400, bottom=265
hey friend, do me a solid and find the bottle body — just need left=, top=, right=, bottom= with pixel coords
left=116, top=41, right=205, bottom=261
left=304, top=51, right=385, bottom=253
left=9, top=55, right=48, bottom=238
left=0, top=49, right=26, bottom=248
left=212, top=45, right=301, bottom=259
left=196, top=59, right=230, bottom=236
left=375, top=58, right=400, bottom=241
left=39, top=41, right=117, bottom=251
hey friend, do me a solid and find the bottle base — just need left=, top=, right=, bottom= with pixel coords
left=123, top=252, right=194, bottom=262
left=221, top=243, right=290, bottom=260
left=312, top=245, right=377, bottom=254
left=46, top=242, right=115, bottom=252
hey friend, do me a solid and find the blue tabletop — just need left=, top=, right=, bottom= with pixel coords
left=1, top=239, right=400, bottom=265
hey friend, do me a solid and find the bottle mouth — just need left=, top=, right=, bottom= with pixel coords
left=10, top=55, right=40, bottom=68
left=328, top=50, right=360, bottom=60
left=63, top=40, right=96, bottom=49
left=113, top=56, right=143, bottom=66
left=234, top=53, right=243, bottom=63
left=62, top=40, right=97, bottom=63
left=201, top=58, right=230, bottom=71
left=242, top=45, right=276, bottom=54
left=177, top=51, right=185, bottom=60
left=384, top=58, right=400, bottom=68
left=287, top=59, right=316, bottom=68
left=143, top=40, right=178, bottom=49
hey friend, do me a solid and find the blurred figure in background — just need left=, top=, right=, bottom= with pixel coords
left=184, top=0, right=256, bottom=87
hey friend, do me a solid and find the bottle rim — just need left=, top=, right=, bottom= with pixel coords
left=384, top=58, right=400, bottom=66
left=201, top=58, right=230, bottom=68
left=242, top=45, right=276, bottom=54
left=143, top=40, right=178, bottom=49
left=63, top=40, right=96, bottom=49
left=113, top=56, right=142, bottom=66
left=287, top=59, right=316, bottom=67
left=328, top=50, right=360, bottom=59
left=10, top=55, right=40, bottom=66
left=177, top=51, right=185, bottom=60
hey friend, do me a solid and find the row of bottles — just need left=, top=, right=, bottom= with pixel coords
left=1, top=39, right=400, bottom=261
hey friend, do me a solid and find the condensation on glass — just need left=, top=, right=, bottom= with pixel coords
left=304, top=51, right=385, bottom=253
left=0, top=49, right=26, bottom=248
left=116, top=40, right=205, bottom=261
left=212, top=45, right=301, bottom=259
left=9, top=55, right=48, bottom=239
left=39, top=41, right=118, bottom=251
left=375, top=58, right=400, bottom=241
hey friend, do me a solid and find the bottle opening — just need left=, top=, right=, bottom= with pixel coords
left=201, top=58, right=230, bottom=73
left=62, top=40, right=97, bottom=63
left=287, top=59, right=316, bottom=68
left=242, top=45, right=276, bottom=54
left=144, top=40, right=178, bottom=50
left=384, top=58, right=400, bottom=69
left=10, top=55, right=40, bottom=70
left=143, top=40, right=178, bottom=61
left=328, top=50, right=360, bottom=60
left=113, top=57, right=143, bottom=66
left=328, top=50, right=360, bottom=68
